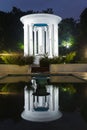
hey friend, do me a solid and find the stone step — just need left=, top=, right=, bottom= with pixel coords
left=31, top=66, right=49, bottom=73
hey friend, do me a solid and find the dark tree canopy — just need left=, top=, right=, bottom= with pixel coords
left=59, top=18, right=77, bottom=55
left=59, top=18, right=77, bottom=42
left=76, top=8, right=87, bottom=59
left=0, top=7, right=54, bottom=52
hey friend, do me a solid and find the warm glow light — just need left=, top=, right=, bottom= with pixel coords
left=0, top=92, right=18, bottom=95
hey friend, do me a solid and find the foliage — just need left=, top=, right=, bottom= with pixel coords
left=41, top=8, right=54, bottom=14
left=0, top=52, right=20, bottom=64
left=40, top=52, right=76, bottom=65
left=23, top=55, right=34, bottom=65
left=40, top=55, right=63, bottom=67
left=0, top=51, right=34, bottom=65
left=18, top=42, right=24, bottom=50
left=0, top=82, right=25, bottom=93
left=50, top=52, right=76, bottom=64
left=61, top=35, right=75, bottom=48
left=64, top=51, right=76, bottom=63
left=60, top=84, right=77, bottom=112
left=40, top=56, right=49, bottom=67
left=77, top=58, right=87, bottom=63
left=49, top=56, right=63, bottom=64
left=59, top=18, right=77, bottom=44
left=61, top=84, right=76, bottom=94
left=77, top=8, right=87, bottom=59
left=80, top=8, right=87, bottom=37
left=59, top=18, right=77, bottom=56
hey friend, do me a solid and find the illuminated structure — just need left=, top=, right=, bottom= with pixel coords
left=20, top=14, right=62, bottom=64
left=21, top=78, right=62, bottom=122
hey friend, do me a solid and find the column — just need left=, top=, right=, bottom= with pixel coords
left=30, top=90, right=33, bottom=111
left=34, top=27, right=37, bottom=55
left=46, top=27, right=49, bottom=55
left=29, top=24, right=33, bottom=55
left=42, top=96, right=46, bottom=106
left=38, top=27, right=43, bottom=54
left=54, top=87, right=59, bottom=111
left=38, top=97, right=44, bottom=107
left=49, top=85, right=54, bottom=111
left=44, top=29, right=46, bottom=54
left=45, top=95, right=49, bottom=108
left=24, top=86, right=30, bottom=111
left=54, top=24, right=58, bottom=56
left=46, top=86, right=50, bottom=108
left=24, top=24, right=29, bottom=56
left=42, top=27, right=45, bottom=54
left=51, top=24, right=54, bottom=56
left=49, top=24, right=53, bottom=58
left=34, top=96, right=38, bottom=108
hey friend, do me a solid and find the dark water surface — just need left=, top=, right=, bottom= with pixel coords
left=0, top=75, right=87, bottom=130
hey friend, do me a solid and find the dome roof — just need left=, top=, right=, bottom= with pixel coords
left=20, top=13, right=62, bottom=25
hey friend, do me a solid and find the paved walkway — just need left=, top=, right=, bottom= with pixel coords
left=73, top=72, right=87, bottom=80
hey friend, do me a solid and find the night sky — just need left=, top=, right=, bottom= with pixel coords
left=0, top=0, right=87, bottom=20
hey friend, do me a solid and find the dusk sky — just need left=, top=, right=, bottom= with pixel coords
left=0, top=0, right=87, bottom=20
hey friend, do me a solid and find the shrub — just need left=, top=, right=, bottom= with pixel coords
left=40, top=57, right=49, bottom=67
left=22, top=56, right=34, bottom=65
left=0, top=52, right=34, bottom=65
left=49, top=56, right=63, bottom=64
left=1, top=54, right=20, bottom=64
left=77, top=58, right=87, bottom=63
left=64, top=51, right=76, bottom=63
left=40, top=51, right=76, bottom=66
left=40, top=56, right=63, bottom=67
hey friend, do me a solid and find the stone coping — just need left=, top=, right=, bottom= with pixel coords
left=0, top=72, right=87, bottom=84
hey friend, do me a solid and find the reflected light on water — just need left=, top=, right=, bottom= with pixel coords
left=21, top=77, right=62, bottom=122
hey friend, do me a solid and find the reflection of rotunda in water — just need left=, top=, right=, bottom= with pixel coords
left=21, top=77, right=62, bottom=122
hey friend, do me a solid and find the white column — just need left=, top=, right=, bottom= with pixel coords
left=30, top=90, right=33, bottom=111
left=24, top=86, right=30, bottom=111
left=45, top=95, right=49, bottom=108
left=49, top=24, right=53, bottom=58
left=34, top=27, right=37, bottom=55
left=43, top=96, right=46, bottom=106
left=46, top=27, right=49, bottom=55
left=44, top=28, right=46, bottom=54
left=54, top=24, right=58, bottom=56
left=29, top=25, right=33, bottom=55
left=54, top=87, right=59, bottom=111
left=34, top=96, right=38, bottom=108
left=38, top=97, right=43, bottom=107
left=51, top=24, right=54, bottom=56
left=24, top=24, right=29, bottom=56
left=46, top=86, right=50, bottom=108
left=38, top=27, right=43, bottom=54
left=42, top=27, right=45, bottom=54
left=49, top=85, right=54, bottom=111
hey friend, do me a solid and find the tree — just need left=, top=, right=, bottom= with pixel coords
left=42, top=8, right=54, bottom=14
left=77, top=8, right=87, bottom=59
left=59, top=18, right=77, bottom=55
left=0, top=7, right=25, bottom=51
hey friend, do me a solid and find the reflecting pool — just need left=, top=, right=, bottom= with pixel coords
left=21, top=76, right=62, bottom=122
left=0, top=74, right=87, bottom=129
